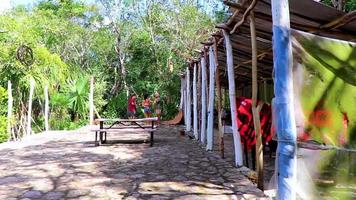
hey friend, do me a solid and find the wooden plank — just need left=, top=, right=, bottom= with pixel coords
left=91, top=128, right=156, bottom=132
left=97, top=117, right=158, bottom=122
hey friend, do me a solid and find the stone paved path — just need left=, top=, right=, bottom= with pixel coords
left=0, top=126, right=267, bottom=200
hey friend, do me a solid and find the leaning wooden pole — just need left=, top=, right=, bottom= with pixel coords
left=44, top=85, right=49, bottom=131
left=223, top=30, right=243, bottom=166
left=214, top=37, right=224, bottom=158
left=26, top=79, right=35, bottom=136
left=250, top=11, right=264, bottom=190
left=7, top=81, right=13, bottom=140
left=193, top=63, right=199, bottom=139
left=89, top=76, right=94, bottom=125
left=207, top=46, right=216, bottom=151
left=200, top=56, right=207, bottom=144
left=271, top=0, right=297, bottom=199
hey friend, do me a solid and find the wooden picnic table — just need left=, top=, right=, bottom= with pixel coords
left=94, top=117, right=158, bottom=146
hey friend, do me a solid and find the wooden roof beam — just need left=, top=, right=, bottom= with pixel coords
left=320, top=10, right=356, bottom=30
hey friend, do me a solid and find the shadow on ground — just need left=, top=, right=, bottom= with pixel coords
left=0, top=126, right=266, bottom=200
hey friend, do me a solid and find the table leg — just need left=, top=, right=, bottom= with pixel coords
left=150, top=121, right=154, bottom=147
left=95, top=131, right=98, bottom=146
left=100, top=121, right=104, bottom=144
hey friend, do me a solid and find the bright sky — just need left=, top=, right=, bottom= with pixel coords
left=0, top=0, right=36, bottom=12
left=0, top=0, right=97, bottom=12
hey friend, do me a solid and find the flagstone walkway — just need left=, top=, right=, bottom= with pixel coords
left=0, top=126, right=267, bottom=200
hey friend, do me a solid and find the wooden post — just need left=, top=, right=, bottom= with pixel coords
left=7, top=81, right=13, bottom=140
left=271, top=0, right=297, bottom=199
left=250, top=11, right=264, bottom=190
left=44, top=85, right=49, bottom=131
left=179, top=76, right=185, bottom=109
left=223, top=30, right=243, bottom=167
left=197, top=61, right=202, bottom=138
left=89, top=76, right=94, bottom=125
left=204, top=50, right=209, bottom=105
left=207, top=46, right=216, bottom=151
left=200, top=56, right=207, bottom=144
left=26, top=79, right=35, bottom=136
left=214, top=37, right=224, bottom=158
left=183, top=74, right=187, bottom=127
left=193, top=63, right=198, bottom=139
left=186, top=67, right=192, bottom=132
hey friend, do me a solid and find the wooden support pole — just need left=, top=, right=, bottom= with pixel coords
left=7, top=81, right=13, bottom=140
left=250, top=12, right=264, bottom=190
left=186, top=66, right=192, bottom=132
left=207, top=46, right=216, bottom=151
left=193, top=63, right=198, bottom=139
left=223, top=30, right=243, bottom=167
left=89, top=76, right=94, bottom=125
left=271, top=0, right=297, bottom=199
left=197, top=62, right=202, bottom=138
left=200, top=56, right=207, bottom=144
left=214, top=37, right=224, bottom=158
left=204, top=50, right=209, bottom=106
left=184, top=90, right=187, bottom=128
left=44, top=85, right=49, bottom=131
left=26, top=79, right=35, bottom=136
left=179, top=76, right=185, bottom=109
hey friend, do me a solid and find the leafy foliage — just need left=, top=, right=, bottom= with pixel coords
left=0, top=0, right=225, bottom=140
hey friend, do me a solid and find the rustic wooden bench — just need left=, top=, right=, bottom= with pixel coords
left=91, top=128, right=157, bottom=147
left=92, top=117, right=159, bottom=147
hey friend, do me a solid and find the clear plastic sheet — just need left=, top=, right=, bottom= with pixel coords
left=268, top=30, right=356, bottom=199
